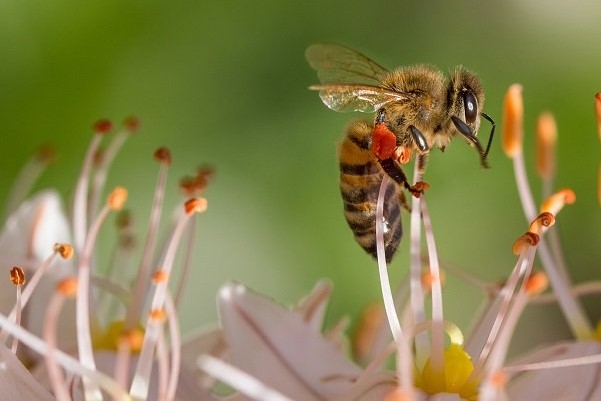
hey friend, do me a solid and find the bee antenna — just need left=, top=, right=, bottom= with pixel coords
left=481, top=112, right=496, bottom=159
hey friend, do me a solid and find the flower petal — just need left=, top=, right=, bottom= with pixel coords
left=0, top=345, right=56, bottom=401
left=506, top=341, right=601, bottom=401
left=218, top=283, right=362, bottom=401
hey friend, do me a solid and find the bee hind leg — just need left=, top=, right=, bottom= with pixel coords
left=378, top=158, right=429, bottom=198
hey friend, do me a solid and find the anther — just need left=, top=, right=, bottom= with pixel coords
left=422, top=270, right=445, bottom=292
left=512, top=232, right=540, bottom=255
left=93, top=148, right=105, bottom=167
left=152, top=270, right=168, bottom=284
left=528, top=212, right=555, bottom=235
left=184, top=198, right=208, bottom=215
left=9, top=267, right=25, bottom=286
left=383, top=388, right=412, bottom=401
left=57, top=277, right=78, bottom=297
left=123, top=116, right=140, bottom=133
left=120, top=328, right=145, bottom=352
left=525, top=271, right=549, bottom=296
left=93, top=119, right=113, bottom=135
left=540, top=188, right=576, bottom=215
left=501, top=84, right=523, bottom=158
left=53, top=243, right=74, bottom=260
left=536, top=112, right=557, bottom=180
left=108, top=187, right=128, bottom=211
left=153, top=147, right=172, bottom=165
left=489, top=371, right=508, bottom=389
left=149, top=309, right=166, bottom=323
left=35, top=144, right=56, bottom=164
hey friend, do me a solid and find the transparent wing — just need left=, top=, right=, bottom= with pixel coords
left=305, top=43, right=389, bottom=86
left=310, top=84, right=409, bottom=113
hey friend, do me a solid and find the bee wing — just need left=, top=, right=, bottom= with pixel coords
left=305, top=43, right=389, bottom=86
left=310, top=84, right=409, bottom=113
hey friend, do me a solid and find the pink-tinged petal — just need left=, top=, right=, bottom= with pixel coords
left=506, top=341, right=601, bottom=400
left=294, top=280, right=332, bottom=332
left=0, top=191, right=72, bottom=267
left=0, top=192, right=75, bottom=361
left=218, top=283, right=362, bottom=401
left=0, top=345, right=56, bottom=401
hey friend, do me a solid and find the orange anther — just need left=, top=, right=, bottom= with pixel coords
left=108, top=187, right=128, bottom=211
left=9, top=267, right=25, bottom=286
left=502, top=84, right=523, bottom=158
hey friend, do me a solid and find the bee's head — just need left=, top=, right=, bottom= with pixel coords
left=447, top=67, right=494, bottom=168
left=447, top=67, right=485, bottom=136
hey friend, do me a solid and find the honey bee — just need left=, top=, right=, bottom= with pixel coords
left=306, top=43, right=495, bottom=261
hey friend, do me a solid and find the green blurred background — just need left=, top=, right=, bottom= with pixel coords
left=1, top=1, right=599, bottom=354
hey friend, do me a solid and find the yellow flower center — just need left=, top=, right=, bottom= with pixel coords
left=93, top=320, right=145, bottom=353
left=417, top=344, right=478, bottom=401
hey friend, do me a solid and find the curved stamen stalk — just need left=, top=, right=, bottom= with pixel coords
left=77, top=187, right=127, bottom=401
left=126, top=148, right=171, bottom=329
left=73, top=120, right=113, bottom=252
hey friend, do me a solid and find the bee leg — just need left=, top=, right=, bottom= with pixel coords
left=409, top=126, right=429, bottom=153
left=379, top=158, right=429, bottom=198
left=451, top=116, right=490, bottom=169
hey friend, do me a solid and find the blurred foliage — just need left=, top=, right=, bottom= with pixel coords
left=1, top=0, right=599, bottom=352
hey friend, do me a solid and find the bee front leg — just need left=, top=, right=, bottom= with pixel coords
left=378, top=158, right=429, bottom=198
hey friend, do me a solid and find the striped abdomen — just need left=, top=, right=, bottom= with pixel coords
left=339, top=120, right=403, bottom=262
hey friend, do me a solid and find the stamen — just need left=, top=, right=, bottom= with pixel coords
left=595, top=93, right=601, bottom=143
left=4, top=145, right=55, bottom=219
left=184, top=197, right=208, bottom=214
left=73, top=120, right=112, bottom=251
left=88, top=117, right=138, bottom=222
left=0, top=311, right=131, bottom=401
left=54, top=243, right=74, bottom=260
left=0, top=250, right=58, bottom=344
left=535, top=112, right=557, bottom=182
left=76, top=186, right=128, bottom=401
left=126, top=149, right=171, bottom=329
left=501, top=84, right=524, bottom=158
left=154, top=147, right=172, bottom=165
left=108, top=187, right=128, bottom=211
left=524, top=212, right=556, bottom=244
left=420, top=199, right=444, bottom=379
left=9, top=267, right=25, bottom=353
left=9, top=266, right=26, bottom=286
left=130, top=201, right=198, bottom=400
left=152, top=270, right=169, bottom=284
left=374, top=175, right=403, bottom=343
left=540, top=188, right=576, bottom=215
left=198, top=354, right=295, bottom=401
left=512, top=232, right=539, bottom=255
left=57, top=277, right=78, bottom=297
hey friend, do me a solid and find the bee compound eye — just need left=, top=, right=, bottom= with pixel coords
left=462, top=90, right=478, bottom=124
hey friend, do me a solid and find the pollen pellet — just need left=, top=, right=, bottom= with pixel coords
left=57, top=277, right=78, bottom=297
left=501, top=84, right=523, bottom=158
left=9, top=267, right=25, bottom=286
left=184, top=197, right=208, bottom=214
left=108, top=187, right=128, bottom=211
left=54, top=243, right=74, bottom=260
